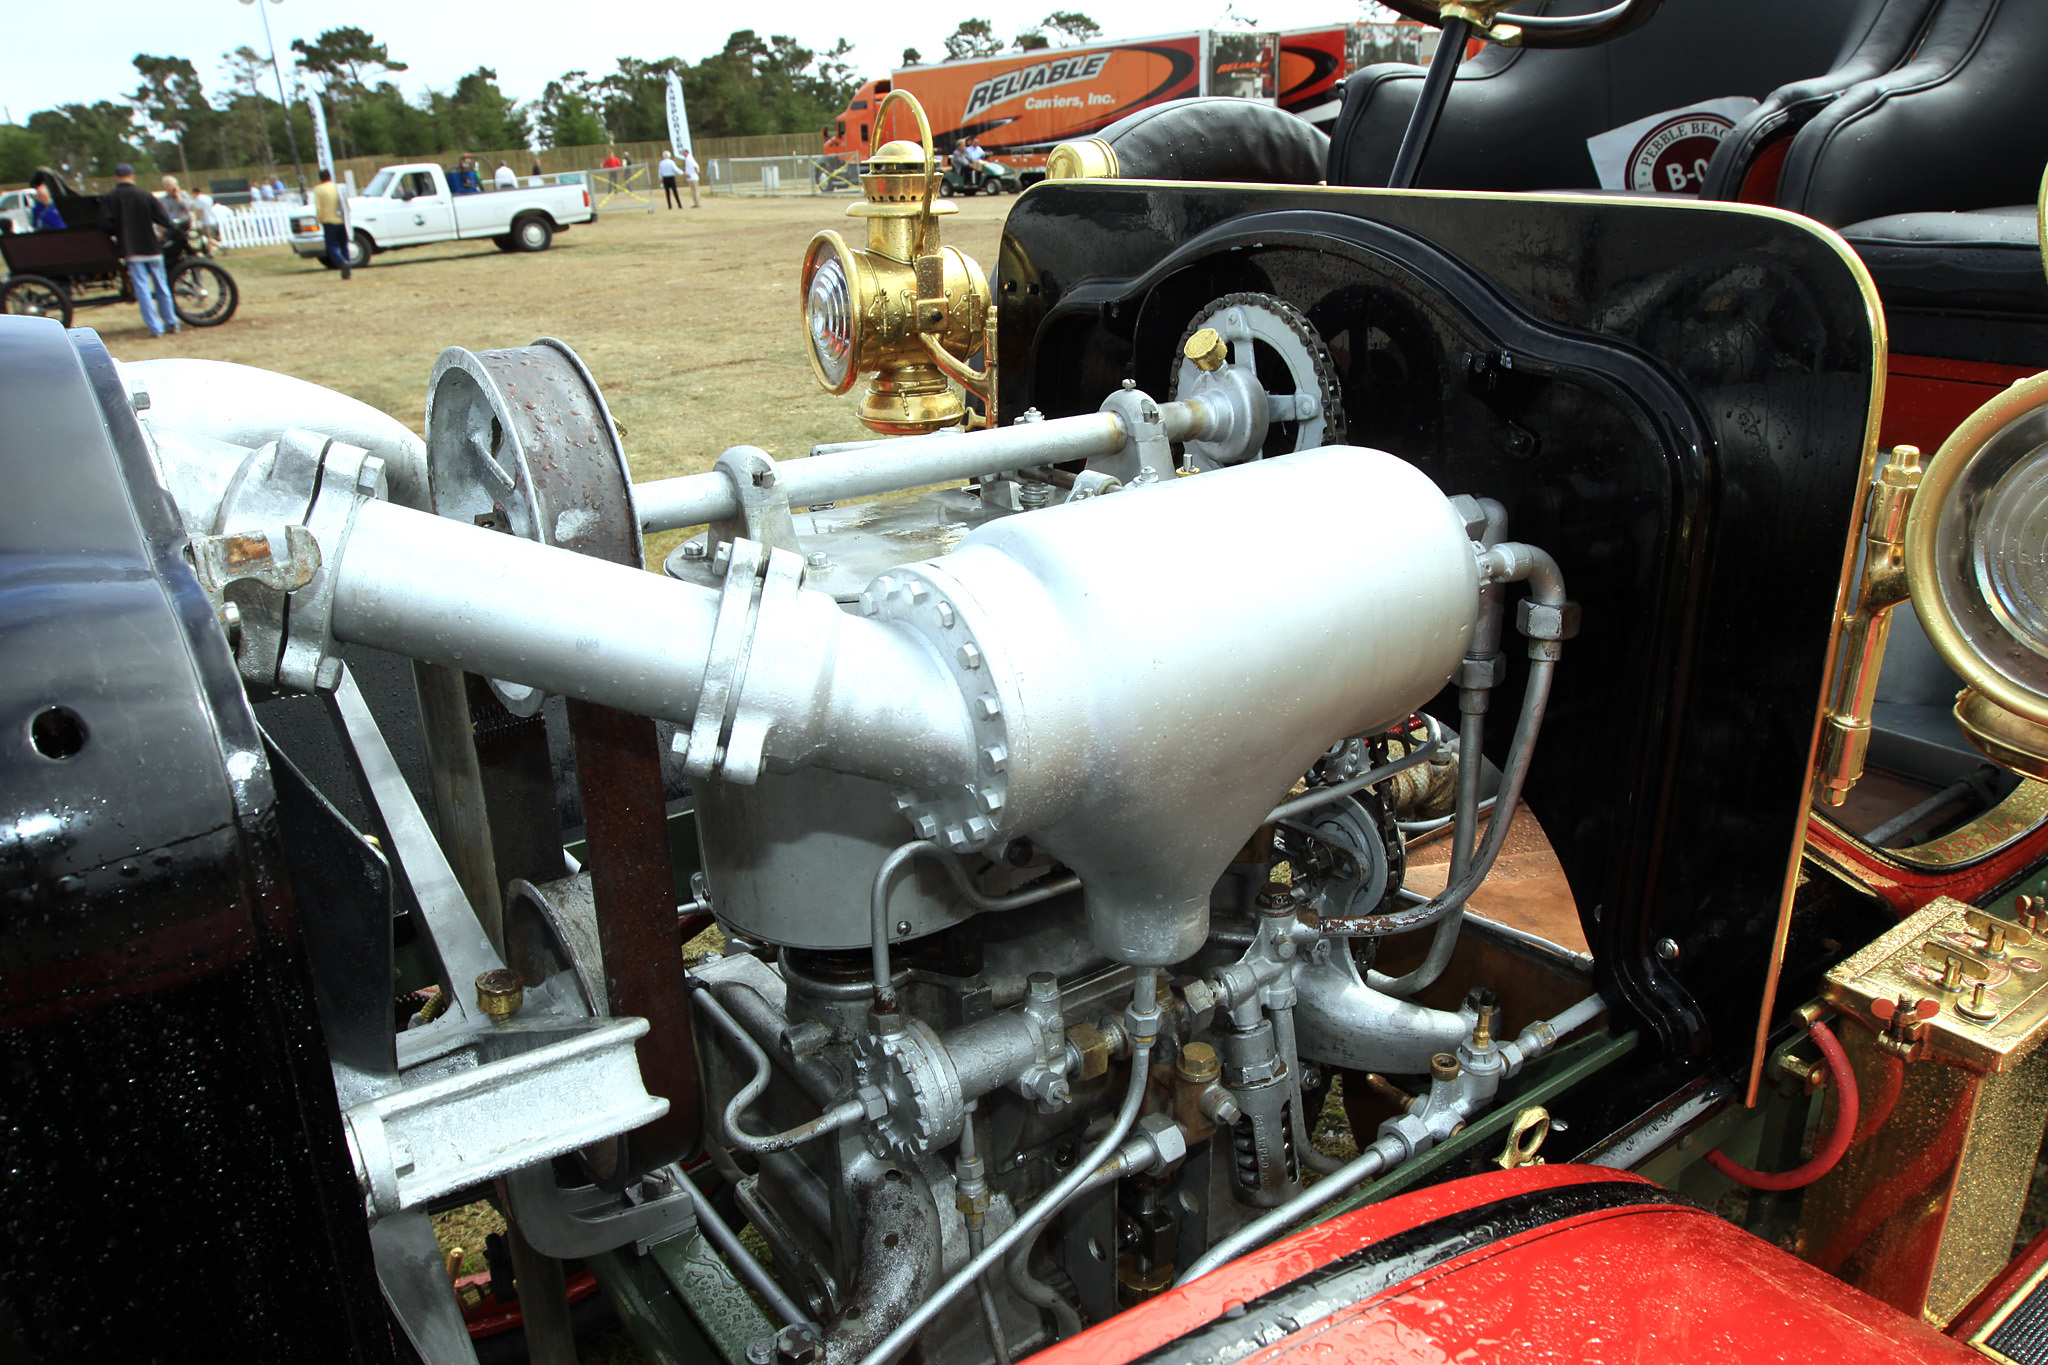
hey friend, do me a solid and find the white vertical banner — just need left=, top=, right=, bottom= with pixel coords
left=308, top=97, right=335, bottom=175
left=665, top=72, right=693, bottom=153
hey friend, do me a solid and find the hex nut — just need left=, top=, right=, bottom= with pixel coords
left=1184, top=327, right=1229, bottom=373
left=1516, top=598, right=1583, bottom=642
left=1176, top=1041, right=1221, bottom=1085
left=475, top=969, right=524, bottom=1022
left=1456, top=653, right=1506, bottom=691
left=1068, top=1021, right=1112, bottom=1080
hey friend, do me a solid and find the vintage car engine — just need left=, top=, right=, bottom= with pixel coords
left=99, top=260, right=1596, bottom=1359
left=27, top=37, right=2048, bottom=1359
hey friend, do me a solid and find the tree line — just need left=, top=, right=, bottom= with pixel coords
left=0, top=27, right=866, bottom=184
left=0, top=13, right=1113, bottom=185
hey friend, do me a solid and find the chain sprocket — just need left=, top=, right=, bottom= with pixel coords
left=1168, top=292, right=1347, bottom=471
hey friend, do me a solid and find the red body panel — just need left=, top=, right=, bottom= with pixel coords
left=1029, top=1166, right=1976, bottom=1365
left=1880, top=353, right=2041, bottom=456
left=1806, top=809, right=2048, bottom=918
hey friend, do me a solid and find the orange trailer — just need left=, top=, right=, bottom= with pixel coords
left=819, top=24, right=1431, bottom=182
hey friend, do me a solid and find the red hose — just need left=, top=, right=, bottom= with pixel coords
left=1705, top=1020, right=1859, bottom=1191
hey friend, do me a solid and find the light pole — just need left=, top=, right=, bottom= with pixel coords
left=239, top=0, right=308, bottom=196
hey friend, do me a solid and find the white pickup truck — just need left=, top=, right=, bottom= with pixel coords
left=289, top=162, right=596, bottom=268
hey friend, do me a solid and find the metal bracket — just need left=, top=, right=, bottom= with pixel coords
left=501, top=1160, right=701, bottom=1259
left=1495, top=1105, right=1551, bottom=1169
left=346, top=1016, right=667, bottom=1221
left=282, top=441, right=387, bottom=692
left=711, top=445, right=801, bottom=554
left=1095, top=384, right=1173, bottom=487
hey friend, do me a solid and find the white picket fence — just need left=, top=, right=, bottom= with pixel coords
left=215, top=202, right=301, bottom=250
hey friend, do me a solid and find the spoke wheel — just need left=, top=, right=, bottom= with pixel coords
left=171, top=261, right=239, bottom=327
left=1, top=275, right=72, bottom=327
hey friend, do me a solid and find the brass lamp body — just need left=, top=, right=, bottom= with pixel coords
left=801, top=121, right=992, bottom=435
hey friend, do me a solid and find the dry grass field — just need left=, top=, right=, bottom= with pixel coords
left=103, top=192, right=1018, bottom=570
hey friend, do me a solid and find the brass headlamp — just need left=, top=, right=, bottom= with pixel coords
left=800, top=91, right=993, bottom=433
left=1904, top=371, right=2048, bottom=779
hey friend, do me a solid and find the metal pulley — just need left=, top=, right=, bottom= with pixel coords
left=425, top=337, right=639, bottom=715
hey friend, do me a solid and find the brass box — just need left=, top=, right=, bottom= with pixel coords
left=1800, top=895, right=2048, bottom=1325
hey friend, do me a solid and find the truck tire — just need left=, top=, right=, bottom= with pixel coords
left=493, top=235, right=515, bottom=252
left=349, top=231, right=374, bottom=269
left=512, top=216, right=553, bottom=252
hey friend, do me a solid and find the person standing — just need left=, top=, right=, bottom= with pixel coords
left=313, top=167, right=351, bottom=280
left=193, top=188, right=222, bottom=248
left=681, top=147, right=701, bottom=208
left=29, top=183, right=65, bottom=231
left=601, top=148, right=624, bottom=169
left=657, top=150, right=682, bottom=209
left=159, top=175, right=193, bottom=235
left=98, top=164, right=178, bottom=337
left=494, top=160, right=517, bottom=190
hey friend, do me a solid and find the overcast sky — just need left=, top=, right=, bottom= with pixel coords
left=2, top=0, right=1373, bottom=126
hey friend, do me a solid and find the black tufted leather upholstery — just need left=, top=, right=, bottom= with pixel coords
left=1090, top=97, right=1330, bottom=185
left=1326, top=0, right=1859, bottom=190
left=1698, top=0, right=1935, bottom=203
left=1775, top=0, right=2048, bottom=227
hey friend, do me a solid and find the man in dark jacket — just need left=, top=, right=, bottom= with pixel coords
left=97, top=163, right=178, bottom=338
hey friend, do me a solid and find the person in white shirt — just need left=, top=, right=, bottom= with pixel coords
left=193, top=190, right=222, bottom=247
left=658, top=151, right=682, bottom=209
left=494, top=161, right=518, bottom=190
left=681, top=148, right=701, bottom=208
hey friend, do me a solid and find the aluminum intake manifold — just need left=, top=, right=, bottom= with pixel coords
left=251, top=443, right=1482, bottom=969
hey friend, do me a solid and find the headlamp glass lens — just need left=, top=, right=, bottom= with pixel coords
left=807, top=253, right=854, bottom=389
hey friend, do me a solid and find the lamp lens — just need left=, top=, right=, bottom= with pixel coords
left=807, top=254, right=854, bottom=389
left=1975, top=440, right=2048, bottom=656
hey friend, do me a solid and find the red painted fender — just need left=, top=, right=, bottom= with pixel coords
left=1027, top=1165, right=1976, bottom=1365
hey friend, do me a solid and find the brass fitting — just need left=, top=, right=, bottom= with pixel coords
left=799, top=93, right=992, bottom=434
left=1171, top=1042, right=1235, bottom=1137
left=1045, top=137, right=1118, bottom=181
left=1184, top=328, right=1228, bottom=373
left=1067, top=1020, right=1113, bottom=1080
left=475, top=969, right=524, bottom=1022
left=1817, top=445, right=1923, bottom=805
left=1177, top=1041, right=1221, bottom=1085
left=1431, top=1053, right=1462, bottom=1083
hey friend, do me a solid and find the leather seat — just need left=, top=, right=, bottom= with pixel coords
left=1840, top=206, right=2048, bottom=365
left=1773, top=0, right=2048, bottom=227
left=1699, top=0, right=1936, bottom=203
left=1326, top=0, right=1860, bottom=190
